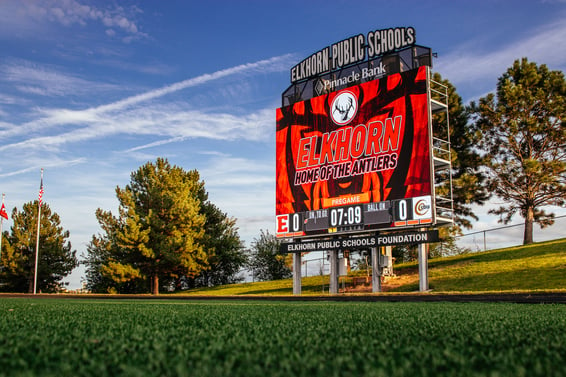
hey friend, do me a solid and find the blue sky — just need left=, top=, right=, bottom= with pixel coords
left=1, top=0, right=565, bottom=288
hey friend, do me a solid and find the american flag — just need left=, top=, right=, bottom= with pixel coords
left=39, top=169, right=44, bottom=206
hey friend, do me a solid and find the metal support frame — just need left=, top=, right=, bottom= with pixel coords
left=418, top=242, right=429, bottom=291
left=371, top=247, right=381, bottom=293
left=329, top=250, right=339, bottom=294
left=293, top=253, right=302, bottom=295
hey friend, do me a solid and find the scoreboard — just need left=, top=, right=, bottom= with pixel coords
left=276, top=66, right=435, bottom=239
left=276, top=195, right=432, bottom=238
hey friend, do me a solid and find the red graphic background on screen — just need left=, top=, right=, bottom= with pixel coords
left=276, top=66, right=430, bottom=216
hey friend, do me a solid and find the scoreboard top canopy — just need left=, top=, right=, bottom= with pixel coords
left=290, top=27, right=416, bottom=84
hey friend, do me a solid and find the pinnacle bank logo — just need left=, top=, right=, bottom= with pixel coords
left=314, top=62, right=388, bottom=97
left=330, top=91, right=358, bottom=125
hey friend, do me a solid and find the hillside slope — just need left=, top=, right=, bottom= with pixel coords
left=180, top=238, right=566, bottom=295
left=388, top=238, right=566, bottom=292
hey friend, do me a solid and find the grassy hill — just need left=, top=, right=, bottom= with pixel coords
left=178, top=238, right=566, bottom=296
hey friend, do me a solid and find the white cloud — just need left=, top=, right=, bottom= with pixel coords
left=19, top=0, right=146, bottom=40
left=0, top=105, right=274, bottom=154
left=0, top=157, right=85, bottom=178
left=0, top=93, right=19, bottom=105
left=0, top=55, right=292, bottom=153
left=435, top=15, right=566, bottom=100
left=0, top=59, right=121, bottom=98
left=91, top=54, right=293, bottom=114
left=123, top=136, right=189, bottom=153
left=197, top=154, right=276, bottom=245
left=201, top=155, right=274, bottom=187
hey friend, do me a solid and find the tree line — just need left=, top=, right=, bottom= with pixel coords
left=0, top=58, right=564, bottom=293
left=0, top=158, right=289, bottom=294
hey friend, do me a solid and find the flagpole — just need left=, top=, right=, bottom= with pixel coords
left=33, top=169, right=44, bottom=295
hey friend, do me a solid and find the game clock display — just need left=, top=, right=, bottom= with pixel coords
left=276, top=195, right=433, bottom=238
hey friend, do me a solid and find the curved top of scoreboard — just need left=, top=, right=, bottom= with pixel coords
left=282, top=27, right=433, bottom=106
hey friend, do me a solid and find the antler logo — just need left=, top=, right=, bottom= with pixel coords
left=330, top=90, right=358, bottom=125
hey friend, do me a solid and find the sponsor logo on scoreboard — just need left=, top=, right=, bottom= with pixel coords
left=412, top=195, right=431, bottom=219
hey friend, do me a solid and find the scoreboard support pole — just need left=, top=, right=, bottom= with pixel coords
left=371, top=247, right=382, bottom=293
left=329, top=250, right=339, bottom=294
left=293, top=253, right=302, bottom=295
left=385, top=246, right=393, bottom=274
left=418, top=241, right=429, bottom=291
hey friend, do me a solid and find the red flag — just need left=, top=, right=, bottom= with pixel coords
left=0, top=202, right=7, bottom=220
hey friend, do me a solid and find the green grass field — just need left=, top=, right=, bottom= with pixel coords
left=1, top=298, right=566, bottom=377
left=1, top=239, right=565, bottom=376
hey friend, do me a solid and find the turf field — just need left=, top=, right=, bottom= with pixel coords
left=1, top=298, right=565, bottom=376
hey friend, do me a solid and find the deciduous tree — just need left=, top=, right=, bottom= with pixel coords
left=247, top=230, right=291, bottom=281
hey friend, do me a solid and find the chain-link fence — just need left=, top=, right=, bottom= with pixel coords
left=454, top=215, right=566, bottom=252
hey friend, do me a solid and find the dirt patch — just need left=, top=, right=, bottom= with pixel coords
left=382, top=274, right=419, bottom=292
left=340, top=274, right=419, bottom=293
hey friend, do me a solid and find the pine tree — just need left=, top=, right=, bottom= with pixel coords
left=0, top=201, right=77, bottom=293
left=470, top=58, right=566, bottom=244
left=86, top=158, right=208, bottom=294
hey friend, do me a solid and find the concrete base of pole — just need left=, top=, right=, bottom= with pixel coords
left=293, top=253, right=302, bottom=295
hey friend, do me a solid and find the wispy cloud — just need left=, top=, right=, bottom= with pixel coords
left=0, top=93, right=20, bottom=105
left=0, top=106, right=275, bottom=154
left=0, top=59, right=121, bottom=97
left=201, top=155, right=274, bottom=188
left=0, top=55, right=291, bottom=153
left=435, top=15, right=566, bottom=100
left=0, top=157, right=85, bottom=178
left=91, top=54, right=293, bottom=114
left=1, top=0, right=147, bottom=42
left=200, top=155, right=276, bottom=243
left=123, top=136, right=189, bottom=153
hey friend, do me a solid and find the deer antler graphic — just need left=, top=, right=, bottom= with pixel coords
left=333, top=98, right=354, bottom=121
